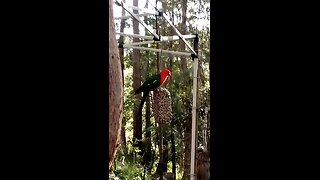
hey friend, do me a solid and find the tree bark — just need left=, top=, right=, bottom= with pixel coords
left=143, top=96, right=152, bottom=168
left=180, top=1, right=192, bottom=179
left=182, top=115, right=192, bottom=180
left=207, top=108, right=210, bottom=152
left=132, top=0, right=143, bottom=155
left=171, top=118, right=176, bottom=180
left=168, top=11, right=175, bottom=179
left=109, top=0, right=123, bottom=170
left=207, top=37, right=211, bottom=152
left=119, top=0, right=126, bottom=149
left=180, top=0, right=188, bottom=72
left=144, top=1, right=152, bottom=167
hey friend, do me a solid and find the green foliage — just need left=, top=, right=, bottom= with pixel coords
left=110, top=158, right=145, bottom=180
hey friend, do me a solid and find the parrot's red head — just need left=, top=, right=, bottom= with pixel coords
left=161, top=69, right=171, bottom=77
left=160, top=69, right=171, bottom=86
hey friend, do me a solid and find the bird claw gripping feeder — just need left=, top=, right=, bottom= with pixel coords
left=152, top=87, right=172, bottom=125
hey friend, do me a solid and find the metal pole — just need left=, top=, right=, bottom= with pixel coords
left=122, top=45, right=193, bottom=57
left=127, top=5, right=158, bottom=15
left=116, top=33, right=196, bottom=41
left=127, top=40, right=156, bottom=46
left=190, top=57, right=198, bottom=180
left=125, top=35, right=197, bottom=46
left=116, top=32, right=154, bottom=40
left=115, top=12, right=155, bottom=20
left=161, top=35, right=196, bottom=41
left=190, top=35, right=199, bottom=180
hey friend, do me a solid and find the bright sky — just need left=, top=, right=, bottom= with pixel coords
left=113, top=0, right=210, bottom=40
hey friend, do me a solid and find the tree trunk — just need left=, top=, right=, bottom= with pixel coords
left=155, top=125, right=170, bottom=179
left=180, top=1, right=192, bottom=179
left=163, top=138, right=169, bottom=172
left=182, top=115, right=192, bottom=180
left=143, top=1, right=152, bottom=167
left=207, top=42, right=211, bottom=152
left=168, top=11, right=176, bottom=179
left=132, top=0, right=143, bottom=154
left=180, top=0, right=188, bottom=72
left=171, top=118, right=176, bottom=180
left=119, top=0, right=126, bottom=149
left=143, top=56, right=153, bottom=171
left=143, top=96, right=152, bottom=168
left=109, top=0, right=123, bottom=170
left=207, top=108, right=210, bottom=152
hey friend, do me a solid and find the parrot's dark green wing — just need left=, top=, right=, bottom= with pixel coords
left=134, top=74, right=162, bottom=137
left=135, top=74, right=161, bottom=94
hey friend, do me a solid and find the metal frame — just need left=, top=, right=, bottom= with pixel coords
left=115, top=12, right=156, bottom=20
left=128, top=4, right=160, bottom=15
left=114, top=1, right=200, bottom=179
left=122, top=45, right=193, bottom=57
left=116, top=33, right=196, bottom=41
left=115, top=0, right=160, bottom=40
left=147, top=1, right=198, bottom=56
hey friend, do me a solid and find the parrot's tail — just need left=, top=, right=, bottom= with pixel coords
left=133, top=91, right=148, bottom=148
left=134, top=86, right=143, bottom=95
left=135, top=91, right=149, bottom=125
left=138, top=91, right=149, bottom=115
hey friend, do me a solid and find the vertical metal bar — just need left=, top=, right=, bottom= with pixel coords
left=190, top=35, right=199, bottom=180
left=190, top=57, right=198, bottom=180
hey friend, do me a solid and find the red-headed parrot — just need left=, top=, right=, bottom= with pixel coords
left=135, top=69, right=172, bottom=115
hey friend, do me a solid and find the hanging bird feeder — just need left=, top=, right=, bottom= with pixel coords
left=152, top=87, right=172, bottom=125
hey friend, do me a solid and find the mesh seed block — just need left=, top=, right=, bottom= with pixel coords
left=152, top=87, right=172, bottom=125
left=196, top=151, right=210, bottom=180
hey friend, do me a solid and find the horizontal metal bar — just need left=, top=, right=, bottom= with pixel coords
left=127, top=5, right=158, bottom=15
left=116, top=32, right=154, bottom=40
left=114, top=13, right=155, bottom=20
left=116, top=33, right=196, bottom=42
left=127, top=40, right=155, bottom=46
left=126, top=35, right=196, bottom=46
left=123, top=45, right=193, bottom=57
left=161, top=35, right=196, bottom=41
